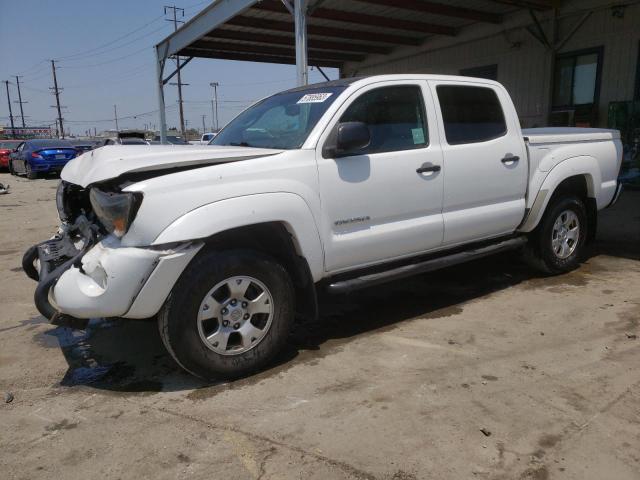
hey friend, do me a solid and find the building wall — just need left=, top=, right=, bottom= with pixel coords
left=344, top=1, right=640, bottom=128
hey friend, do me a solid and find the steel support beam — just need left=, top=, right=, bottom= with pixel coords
left=156, top=0, right=259, bottom=58
left=179, top=49, right=342, bottom=68
left=226, top=16, right=421, bottom=45
left=254, top=1, right=456, bottom=36
left=202, top=29, right=392, bottom=55
left=294, top=0, right=308, bottom=86
left=351, top=0, right=502, bottom=24
left=189, top=40, right=363, bottom=62
left=155, top=45, right=168, bottom=144
left=162, top=56, right=194, bottom=85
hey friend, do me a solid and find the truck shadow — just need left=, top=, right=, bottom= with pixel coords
left=40, top=191, right=637, bottom=394
left=41, top=251, right=537, bottom=394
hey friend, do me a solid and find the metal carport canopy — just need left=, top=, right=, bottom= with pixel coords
left=154, top=0, right=556, bottom=142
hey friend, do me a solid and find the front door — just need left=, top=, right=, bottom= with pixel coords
left=317, top=81, right=444, bottom=273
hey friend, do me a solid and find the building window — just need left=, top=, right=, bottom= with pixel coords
left=552, top=48, right=603, bottom=109
left=459, top=64, right=498, bottom=81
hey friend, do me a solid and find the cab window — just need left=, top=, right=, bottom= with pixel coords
left=339, top=85, right=428, bottom=155
left=436, top=85, right=506, bottom=145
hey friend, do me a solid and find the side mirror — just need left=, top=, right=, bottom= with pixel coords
left=335, top=122, right=370, bottom=156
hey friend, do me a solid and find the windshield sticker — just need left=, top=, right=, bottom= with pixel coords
left=297, top=92, right=333, bottom=104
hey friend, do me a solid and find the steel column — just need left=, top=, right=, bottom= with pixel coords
left=294, top=0, right=308, bottom=86
left=156, top=45, right=168, bottom=144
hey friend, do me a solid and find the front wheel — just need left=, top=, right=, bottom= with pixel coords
left=158, top=249, right=295, bottom=380
left=524, top=196, right=587, bottom=274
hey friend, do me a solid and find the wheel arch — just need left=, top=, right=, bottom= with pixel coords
left=151, top=193, right=323, bottom=321
left=519, top=156, right=600, bottom=234
left=199, top=222, right=319, bottom=322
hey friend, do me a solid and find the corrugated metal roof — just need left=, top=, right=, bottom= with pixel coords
left=161, top=0, right=553, bottom=68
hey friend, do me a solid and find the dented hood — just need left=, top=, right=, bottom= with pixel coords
left=61, top=144, right=284, bottom=187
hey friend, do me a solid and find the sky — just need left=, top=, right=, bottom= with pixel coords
left=0, top=0, right=337, bottom=136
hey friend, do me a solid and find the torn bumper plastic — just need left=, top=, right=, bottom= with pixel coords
left=23, top=226, right=202, bottom=323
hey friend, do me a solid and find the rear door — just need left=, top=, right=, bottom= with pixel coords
left=430, top=80, right=527, bottom=246
left=317, top=81, right=444, bottom=273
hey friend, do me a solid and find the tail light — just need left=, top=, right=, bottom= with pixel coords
left=31, top=152, right=43, bottom=159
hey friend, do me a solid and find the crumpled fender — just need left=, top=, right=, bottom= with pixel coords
left=519, top=155, right=600, bottom=232
left=152, top=192, right=324, bottom=281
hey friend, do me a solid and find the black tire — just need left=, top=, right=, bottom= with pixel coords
left=25, top=162, right=37, bottom=180
left=7, top=159, right=15, bottom=175
left=158, top=249, right=295, bottom=380
left=524, top=195, right=587, bottom=274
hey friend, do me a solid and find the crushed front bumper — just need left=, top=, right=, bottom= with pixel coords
left=23, top=222, right=202, bottom=325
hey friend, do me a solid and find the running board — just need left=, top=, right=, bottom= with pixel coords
left=327, top=236, right=527, bottom=294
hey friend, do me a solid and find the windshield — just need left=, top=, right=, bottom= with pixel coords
left=211, top=86, right=346, bottom=149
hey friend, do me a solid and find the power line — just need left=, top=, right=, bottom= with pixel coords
left=58, top=23, right=171, bottom=64
left=56, top=14, right=166, bottom=61
left=63, top=104, right=177, bottom=124
left=57, top=42, right=157, bottom=69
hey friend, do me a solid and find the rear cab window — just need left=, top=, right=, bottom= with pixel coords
left=436, top=85, right=507, bottom=145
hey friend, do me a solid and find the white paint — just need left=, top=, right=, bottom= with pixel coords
left=53, top=74, right=621, bottom=320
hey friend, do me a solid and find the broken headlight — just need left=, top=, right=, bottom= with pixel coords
left=56, top=181, right=68, bottom=222
left=89, top=188, right=142, bottom=238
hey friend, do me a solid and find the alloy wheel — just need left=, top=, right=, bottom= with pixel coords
left=197, top=276, right=274, bottom=355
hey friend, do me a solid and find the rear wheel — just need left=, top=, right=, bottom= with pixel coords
left=158, top=249, right=295, bottom=380
left=25, top=162, right=37, bottom=180
left=525, top=196, right=587, bottom=274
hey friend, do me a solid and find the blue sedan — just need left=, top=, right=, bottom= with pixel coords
left=9, top=139, right=78, bottom=179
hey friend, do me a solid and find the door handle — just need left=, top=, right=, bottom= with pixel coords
left=416, top=164, right=441, bottom=174
left=501, top=155, right=520, bottom=164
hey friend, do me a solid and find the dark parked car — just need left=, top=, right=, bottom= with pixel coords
left=9, top=139, right=78, bottom=179
left=0, top=140, right=21, bottom=171
left=71, top=141, right=95, bottom=154
left=152, top=135, right=189, bottom=145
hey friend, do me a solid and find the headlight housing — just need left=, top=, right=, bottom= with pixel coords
left=89, top=188, right=142, bottom=237
left=56, top=181, right=68, bottom=222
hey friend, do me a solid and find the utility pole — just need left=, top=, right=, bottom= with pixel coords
left=4, top=80, right=16, bottom=138
left=50, top=60, right=65, bottom=138
left=113, top=104, right=119, bottom=131
left=209, top=82, right=219, bottom=131
left=165, top=5, right=186, bottom=136
left=201, top=114, right=206, bottom=134
left=14, top=76, right=27, bottom=128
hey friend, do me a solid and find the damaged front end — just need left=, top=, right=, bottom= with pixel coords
left=23, top=180, right=201, bottom=328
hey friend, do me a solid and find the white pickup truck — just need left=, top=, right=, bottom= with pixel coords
left=23, top=75, right=623, bottom=379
